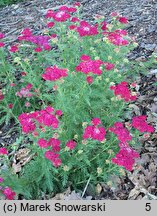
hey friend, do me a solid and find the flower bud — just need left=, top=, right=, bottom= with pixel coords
left=78, top=150, right=83, bottom=154
left=123, top=58, right=129, bottom=63
left=97, top=167, right=102, bottom=174
left=74, top=134, right=78, bottom=139
left=13, top=57, right=21, bottom=63
left=105, top=78, right=110, bottom=82
left=63, top=165, right=70, bottom=171
left=94, top=56, right=100, bottom=60
left=108, top=56, right=112, bottom=60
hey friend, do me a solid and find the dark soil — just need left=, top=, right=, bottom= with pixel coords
left=0, top=0, right=157, bottom=200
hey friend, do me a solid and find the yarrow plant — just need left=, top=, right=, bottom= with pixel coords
left=0, top=2, right=155, bottom=199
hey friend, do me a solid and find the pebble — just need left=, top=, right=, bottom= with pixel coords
left=149, top=69, right=157, bottom=75
left=144, top=44, right=156, bottom=51
left=147, top=25, right=156, bottom=33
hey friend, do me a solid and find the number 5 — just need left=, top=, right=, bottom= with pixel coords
left=145, top=203, right=151, bottom=211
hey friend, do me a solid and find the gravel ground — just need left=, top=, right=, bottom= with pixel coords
left=0, top=0, right=157, bottom=53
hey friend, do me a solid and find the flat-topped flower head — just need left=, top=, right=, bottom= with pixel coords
left=132, top=115, right=154, bottom=133
left=110, top=81, right=137, bottom=102
left=0, top=42, right=5, bottom=47
left=76, top=55, right=103, bottom=75
left=47, top=22, right=55, bottom=28
left=46, top=9, right=54, bottom=18
left=112, top=147, right=139, bottom=171
left=91, top=118, right=101, bottom=126
left=21, top=28, right=32, bottom=36
left=71, top=17, right=80, bottom=22
left=3, top=187, right=16, bottom=200
left=45, top=150, right=62, bottom=167
left=66, top=140, right=77, bottom=150
left=59, top=6, right=77, bottom=13
left=9, top=45, right=19, bottom=53
left=18, top=106, right=61, bottom=134
left=0, top=147, right=8, bottom=155
left=73, top=2, right=81, bottom=7
left=49, top=10, right=71, bottom=22
left=101, top=21, right=108, bottom=31
left=105, top=31, right=129, bottom=46
left=76, top=21, right=98, bottom=37
left=0, top=91, right=4, bottom=101
left=104, top=62, right=115, bottom=70
left=86, top=76, right=94, bottom=84
left=0, top=32, right=5, bottom=39
left=48, top=138, right=61, bottom=152
left=0, top=177, right=4, bottom=183
left=42, top=65, right=68, bottom=81
left=117, top=16, right=128, bottom=24
left=16, top=83, right=33, bottom=98
left=110, top=12, right=119, bottom=17
left=83, top=118, right=106, bottom=142
left=109, top=122, right=132, bottom=143
left=37, top=138, right=50, bottom=148
left=18, top=33, right=51, bottom=50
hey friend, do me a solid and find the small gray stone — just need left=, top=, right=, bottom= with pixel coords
left=149, top=69, right=157, bottom=75
left=147, top=25, right=156, bottom=33
left=144, top=44, right=156, bottom=51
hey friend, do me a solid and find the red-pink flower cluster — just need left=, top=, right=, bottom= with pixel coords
left=49, top=138, right=61, bottom=152
left=42, top=65, right=68, bottom=81
left=117, top=16, right=128, bottom=24
left=73, top=2, right=81, bottom=7
left=109, top=122, right=132, bottom=143
left=0, top=32, right=5, bottom=39
left=76, top=21, right=99, bottom=37
left=0, top=32, right=5, bottom=48
left=0, top=179, right=16, bottom=200
left=0, top=42, right=4, bottom=48
left=1, top=187, right=16, bottom=200
left=37, top=138, right=50, bottom=148
left=104, top=62, right=115, bottom=70
left=8, top=103, right=13, bottom=109
left=0, top=177, right=4, bottom=183
left=0, top=147, right=8, bottom=155
left=76, top=55, right=104, bottom=75
left=132, top=116, right=154, bottom=133
left=71, top=17, right=80, bottom=22
left=37, top=137, right=62, bottom=167
left=101, top=21, right=108, bottom=31
left=47, top=21, right=55, bottom=28
left=16, top=83, right=33, bottom=98
left=46, top=7, right=73, bottom=22
left=66, top=140, right=77, bottom=150
left=86, top=76, right=94, bottom=84
left=103, top=30, right=128, bottom=46
left=0, top=91, right=4, bottom=101
left=83, top=118, right=106, bottom=142
left=55, top=109, right=63, bottom=116
left=37, top=137, right=77, bottom=166
left=110, top=81, right=137, bottom=102
left=110, top=12, right=119, bottom=17
left=18, top=28, right=51, bottom=51
left=18, top=106, right=60, bottom=134
left=59, top=5, right=77, bottom=13
left=109, top=120, right=140, bottom=171
left=45, top=150, right=62, bottom=167
left=112, top=146, right=139, bottom=171
left=68, top=25, right=77, bottom=30
left=9, top=45, right=19, bottom=53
